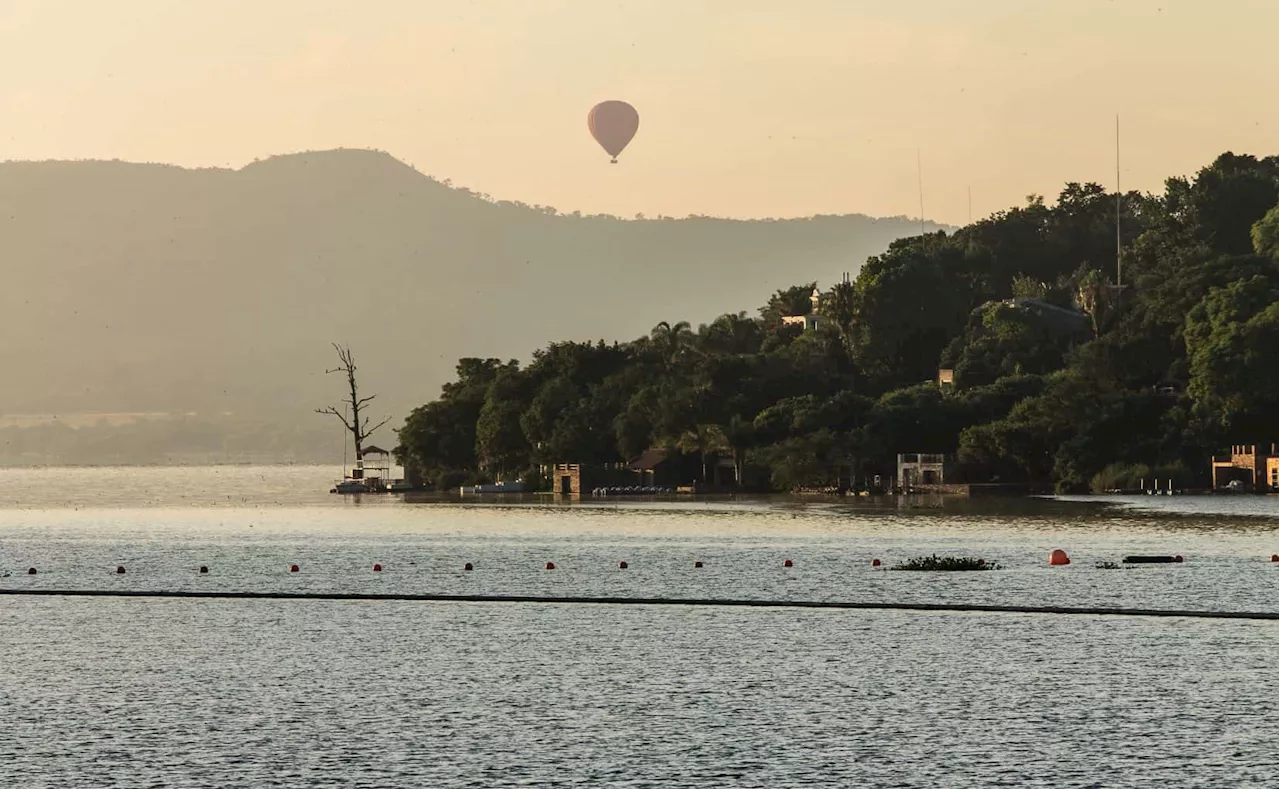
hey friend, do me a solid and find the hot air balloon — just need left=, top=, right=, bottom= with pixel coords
left=588, top=101, right=639, bottom=163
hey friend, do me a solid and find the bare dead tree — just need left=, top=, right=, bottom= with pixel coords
left=315, top=343, right=389, bottom=469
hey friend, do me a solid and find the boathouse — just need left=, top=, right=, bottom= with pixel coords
left=1211, top=444, right=1278, bottom=492
left=897, top=452, right=951, bottom=489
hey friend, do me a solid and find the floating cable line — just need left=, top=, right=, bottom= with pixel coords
left=0, top=589, right=1274, bottom=621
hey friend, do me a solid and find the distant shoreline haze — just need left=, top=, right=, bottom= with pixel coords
left=0, top=148, right=947, bottom=465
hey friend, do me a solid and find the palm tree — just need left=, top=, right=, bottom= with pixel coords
left=820, top=278, right=858, bottom=355
left=700, top=311, right=764, bottom=356
left=719, top=415, right=756, bottom=485
left=676, top=423, right=731, bottom=484
left=650, top=320, right=696, bottom=370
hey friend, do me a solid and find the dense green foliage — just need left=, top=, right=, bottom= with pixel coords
left=397, top=153, right=1278, bottom=493
left=891, top=555, right=998, bottom=571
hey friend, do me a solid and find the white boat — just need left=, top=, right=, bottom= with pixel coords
left=460, top=481, right=527, bottom=495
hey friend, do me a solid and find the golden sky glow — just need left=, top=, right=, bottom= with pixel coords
left=1, top=0, right=1275, bottom=224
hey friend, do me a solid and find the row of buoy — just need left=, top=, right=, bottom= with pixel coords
left=13, top=553, right=1277, bottom=576
left=17, top=559, right=780, bottom=574
left=25, top=565, right=136, bottom=575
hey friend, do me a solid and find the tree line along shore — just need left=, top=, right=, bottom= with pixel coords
left=394, top=152, right=1278, bottom=495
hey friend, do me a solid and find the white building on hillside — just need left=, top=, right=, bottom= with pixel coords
left=781, top=287, right=823, bottom=331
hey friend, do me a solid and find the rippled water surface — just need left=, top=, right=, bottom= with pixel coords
left=1, top=466, right=1276, bottom=787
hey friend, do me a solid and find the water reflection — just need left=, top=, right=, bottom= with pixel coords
left=0, top=466, right=1275, bottom=786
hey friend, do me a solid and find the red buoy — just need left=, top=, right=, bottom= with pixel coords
left=373, top=563, right=382, bottom=572
left=545, top=562, right=556, bottom=570
left=783, top=559, right=794, bottom=568
left=27, top=567, right=36, bottom=575
left=464, top=562, right=474, bottom=571
left=871, top=558, right=881, bottom=567
left=1173, top=555, right=1184, bottom=563
left=1049, top=549, right=1071, bottom=566
left=1272, top=554, right=1279, bottom=563
left=618, top=561, right=628, bottom=569
left=290, top=564, right=299, bottom=573
left=694, top=561, right=704, bottom=568
left=976, top=559, right=986, bottom=566
left=116, top=566, right=126, bottom=574
left=199, top=566, right=208, bottom=574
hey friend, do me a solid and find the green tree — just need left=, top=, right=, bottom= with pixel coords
left=697, top=312, right=764, bottom=356
left=475, top=363, right=531, bottom=476
left=649, top=320, right=697, bottom=371
left=396, top=358, right=510, bottom=486
left=1175, top=153, right=1278, bottom=255
left=758, top=283, right=818, bottom=325
left=1251, top=206, right=1278, bottom=260
left=675, top=423, right=730, bottom=483
left=751, top=429, right=839, bottom=490
left=943, top=302, right=1077, bottom=387
left=849, top=235, right=972, bottom=388
left=819, top=276, right=857, bottom=354
left=1184, top=275, right=1279, bottom=441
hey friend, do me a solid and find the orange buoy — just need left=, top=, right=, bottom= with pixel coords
left=1271, top=554, right=1278, bottom=563
left=373, top=563, right=382, bottom=572
left=1049, top=549, right=1071, bottom=566
left=27, top=567, right=36, bottom=575
left=871, top=559, right=881, bottom=567
left=783, top=559, right=794, bottom=568
left=116, top=566, right=126, bottom=574
left=618, top=561, right=628, bottom=569
left=463, top=562, right=474, bottom=571
left=290, top=564, right=299, bottom=573
left=694, top=561, right=704, bottom=568
left=199, top=566, right=208, bottom=574
left=545, top=562, right=556, bottom=570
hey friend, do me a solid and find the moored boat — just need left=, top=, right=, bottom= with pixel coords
left=460, top=481, right=527, bottom=495
left=332, top=478, right=374, bottom=494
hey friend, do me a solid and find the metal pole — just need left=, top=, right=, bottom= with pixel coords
left=1116, top=115, right=1122, bottom=288
left=916, top=149, right=926, bottom=236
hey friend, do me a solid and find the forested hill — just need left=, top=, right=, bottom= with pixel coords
left=398, top=152, right=1279, bottom=493
left=0, top=149, right=942, bottom=439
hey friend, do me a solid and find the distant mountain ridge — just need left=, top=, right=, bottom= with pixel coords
left=0, top=149, right=948, bottom=457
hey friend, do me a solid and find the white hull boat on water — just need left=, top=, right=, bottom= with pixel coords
left=460, top=481, right=527, bottom=495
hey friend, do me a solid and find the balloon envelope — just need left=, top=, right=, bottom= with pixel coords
left=588, top=101, right=639, bottom=162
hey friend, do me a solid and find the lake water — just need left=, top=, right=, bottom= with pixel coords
left=1, top=465, right=1276, bottom=787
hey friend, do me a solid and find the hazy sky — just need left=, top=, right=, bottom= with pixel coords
left=1, top=0, right=1275, bottom=224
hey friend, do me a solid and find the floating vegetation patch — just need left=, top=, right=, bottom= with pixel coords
left=891, top=555, right=1000, bottom=571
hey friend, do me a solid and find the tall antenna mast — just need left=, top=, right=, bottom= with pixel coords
left=1115, top=115, right=1122, bottom=288
left=967, top=185, right=972, bottom=225
left=916, top=149, right=926, bottom=236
